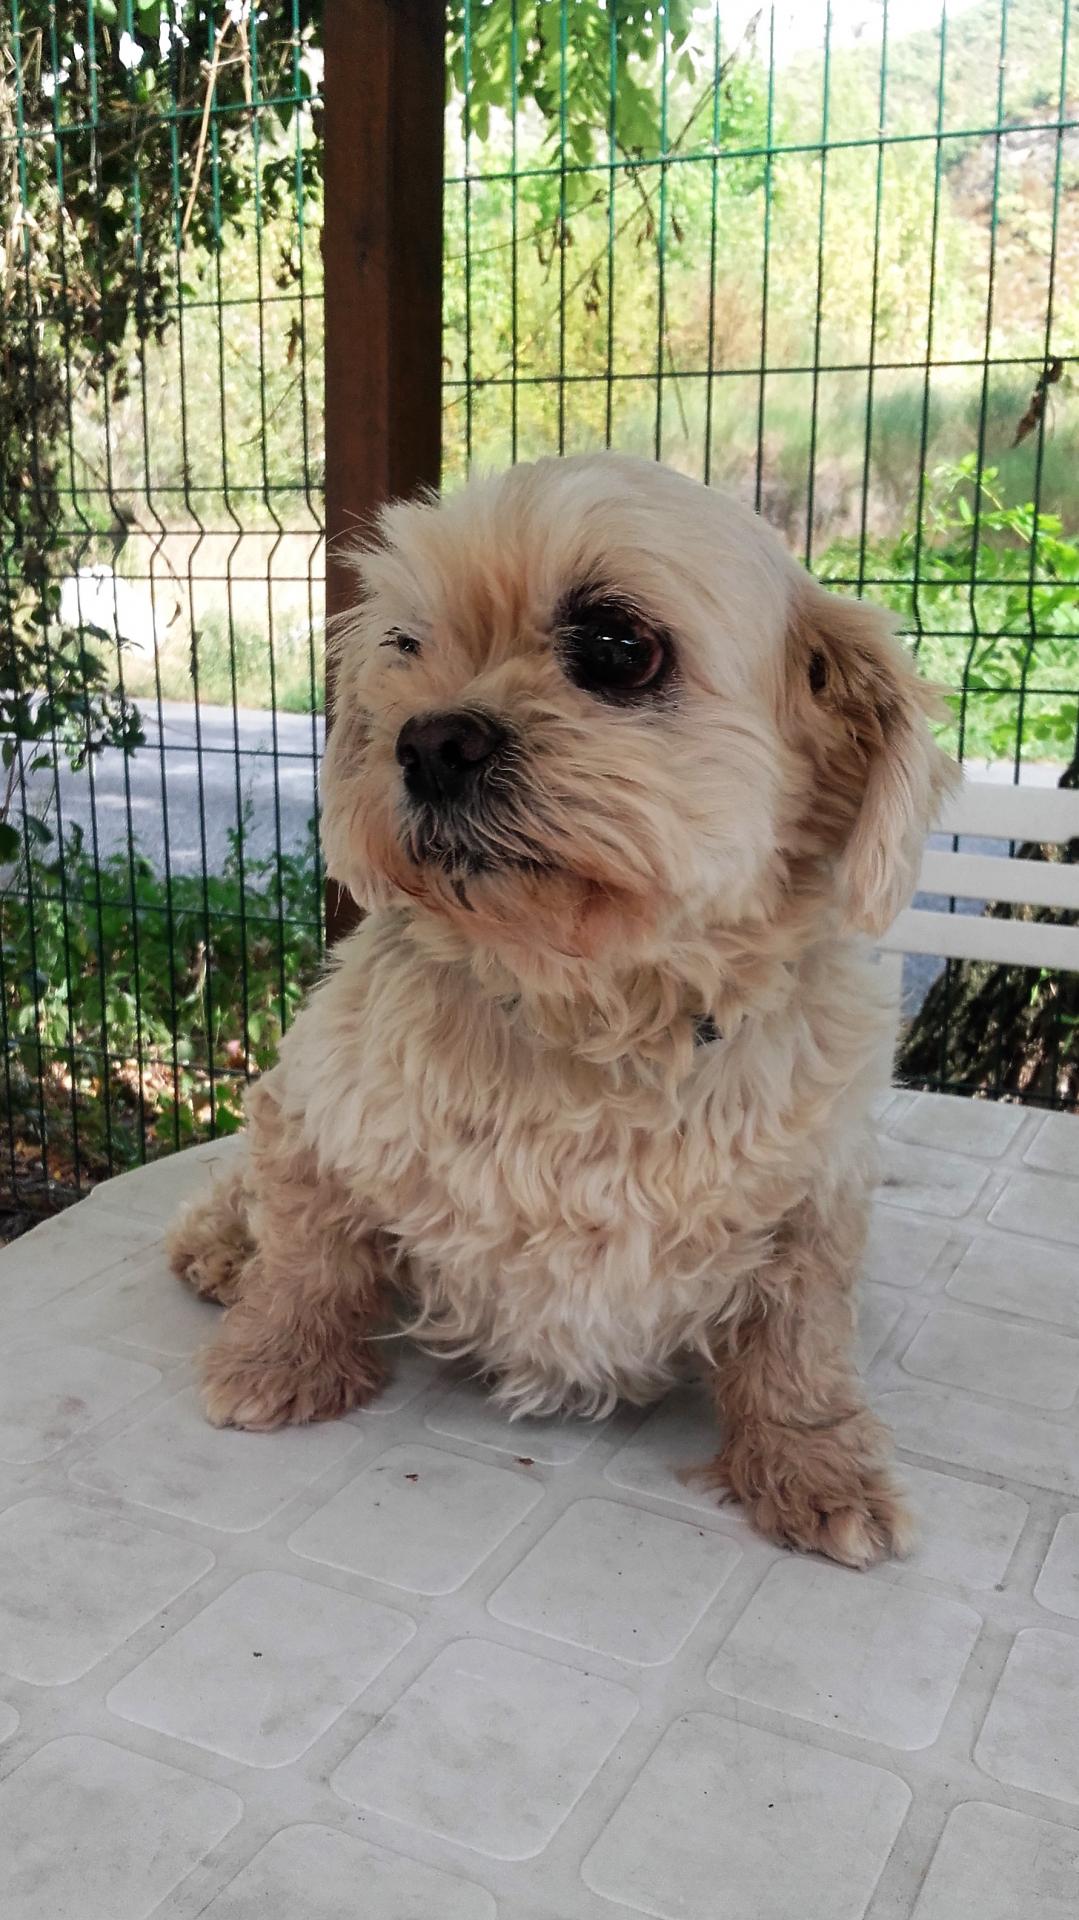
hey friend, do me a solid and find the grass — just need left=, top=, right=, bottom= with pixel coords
left=122, top=609, right=325, bottom=715
left=457, top=363, right=1079, bottom=542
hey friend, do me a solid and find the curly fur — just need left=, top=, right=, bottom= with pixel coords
left=170, top=453, right=954, bottom=1567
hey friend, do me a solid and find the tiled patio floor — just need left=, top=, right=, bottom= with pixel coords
left=0, top=1092, right=1077, bottom=1918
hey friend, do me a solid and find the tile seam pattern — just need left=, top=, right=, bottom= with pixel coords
left=0, top=1102, right=1077, bottom=1918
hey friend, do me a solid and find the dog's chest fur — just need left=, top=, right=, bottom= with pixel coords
left=275, top=913, right=891, bottom=1415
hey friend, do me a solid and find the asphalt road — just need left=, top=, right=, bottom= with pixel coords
left=36, top=700, right=325, bottom=876
left=27, top=705, right=1063, bottom=1016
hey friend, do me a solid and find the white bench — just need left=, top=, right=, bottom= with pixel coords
left=880, top=778, right=1079, bottom=975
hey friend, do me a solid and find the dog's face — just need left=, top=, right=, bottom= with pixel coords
left=323, top=455, right=949, bottom=979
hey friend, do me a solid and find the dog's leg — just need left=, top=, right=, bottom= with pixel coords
left=706, top=1193, right=911, bottom=1568
left=167, top=1163, right=254, bottom=1307
left=197, top=1090, right=391, bottom=1432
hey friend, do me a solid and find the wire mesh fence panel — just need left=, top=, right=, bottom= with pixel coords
left=443, top=0, right=1079, bottom=1109
left=2, top=2, right=324, bottom=1224
left=2, top=1, right=1078, bottom=1229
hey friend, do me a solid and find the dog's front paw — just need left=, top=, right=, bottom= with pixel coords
left=705, top=1410, right=913, bottom=1569
left=200, top=1325, right=385, bottom=1431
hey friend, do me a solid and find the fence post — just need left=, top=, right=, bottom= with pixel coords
left=322, top=0, right=445, bottom=943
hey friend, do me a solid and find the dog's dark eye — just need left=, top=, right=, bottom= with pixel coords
left=556, top=596, right=671, bottom=700
left=381, top=630, right=421, bottom=657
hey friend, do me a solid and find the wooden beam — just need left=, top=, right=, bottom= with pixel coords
left=322, top=0, right=445, bottom=942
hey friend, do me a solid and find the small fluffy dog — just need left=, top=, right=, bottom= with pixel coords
left=169, top=453, right=953, bottom=1568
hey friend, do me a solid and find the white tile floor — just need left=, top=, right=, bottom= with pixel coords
left=0, top=1100, right=1076, bottom=1918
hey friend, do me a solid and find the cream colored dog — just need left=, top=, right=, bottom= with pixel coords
left=169, top=453, right=952, bottom=1568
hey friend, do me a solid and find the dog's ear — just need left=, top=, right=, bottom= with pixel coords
left=786, top=577, right=956, bottom=936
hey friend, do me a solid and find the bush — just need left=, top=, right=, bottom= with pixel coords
left=0, top=816, right=321, bottom=1195
left=819, top=455, right=1079, bottom=767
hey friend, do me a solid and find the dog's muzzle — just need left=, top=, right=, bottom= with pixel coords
left=395, top=713, right=551, bottom=880
left=395, top=709, right=508, bottom=810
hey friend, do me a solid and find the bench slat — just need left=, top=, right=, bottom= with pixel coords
left=938, top=781, right=1079, bottom=844
left=918, top=848, right=1079, bottom=912
left=882, top=908, right=1079, bottom=971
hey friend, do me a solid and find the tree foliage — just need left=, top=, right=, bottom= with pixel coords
left=447, top=0, right=698, bottom=159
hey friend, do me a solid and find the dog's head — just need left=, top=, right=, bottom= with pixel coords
left=323, top=455, right=952, bottom=981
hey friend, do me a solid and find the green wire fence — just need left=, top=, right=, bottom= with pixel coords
left=2, top=0, right=325, bottom=1224
left=441, top=0, right=1078, bottom=1108
left=1, top=0, right=1077, bottom=1226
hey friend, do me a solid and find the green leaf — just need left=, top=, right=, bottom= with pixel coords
left=25, top=813, right=54, bottom=847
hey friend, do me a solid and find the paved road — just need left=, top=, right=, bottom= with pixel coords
left=27, top=708, right=1064, bottom=1016
left=37, top=705, right=1063, bottom=880
left=36, top=700, right=325, bottom=876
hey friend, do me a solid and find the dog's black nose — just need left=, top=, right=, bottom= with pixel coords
left=395, top=709, right=507, bottom=806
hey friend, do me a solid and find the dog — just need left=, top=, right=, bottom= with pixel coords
left=168, top=453, right=953, bottom=1568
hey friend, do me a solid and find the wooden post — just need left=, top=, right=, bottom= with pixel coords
left=322, top=0, right=445, bottom=942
